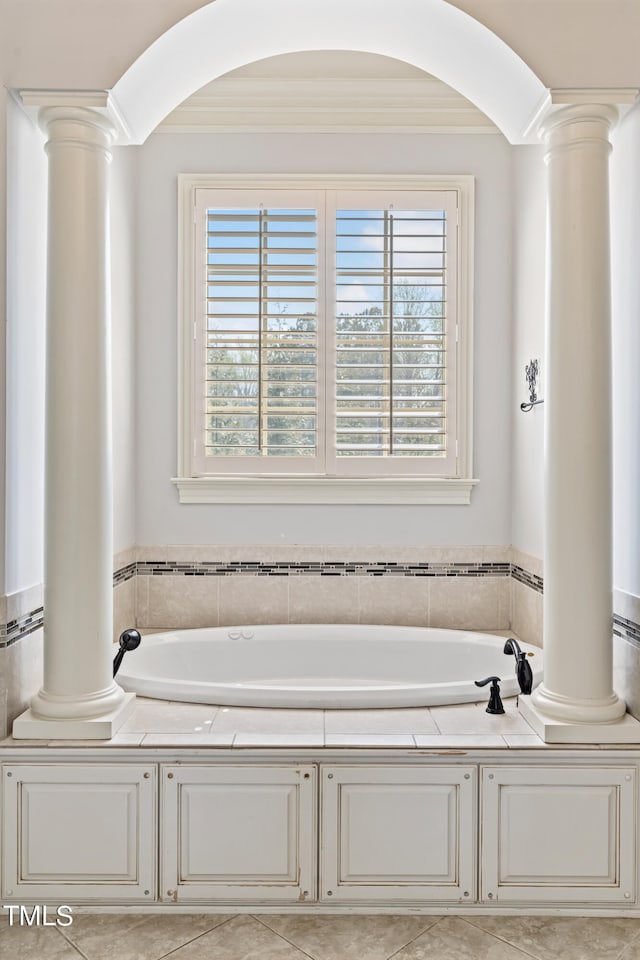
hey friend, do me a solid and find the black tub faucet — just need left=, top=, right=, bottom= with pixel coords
left=113, top=628, right=142, bottom=677
left=503, top=637, right=533, bottom=694
left=474, top=676, right=505, bottom=714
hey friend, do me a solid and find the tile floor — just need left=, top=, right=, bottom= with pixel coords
left=2, top=912, right=640, bottom=960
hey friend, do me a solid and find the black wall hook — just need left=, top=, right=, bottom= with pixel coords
left=520, top=398, right=544, bottom=412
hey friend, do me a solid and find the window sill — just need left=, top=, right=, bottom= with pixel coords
left=172, top=476, right=478, bottom=505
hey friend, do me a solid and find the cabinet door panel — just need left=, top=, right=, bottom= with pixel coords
left=162, top=765, right=316, bottom=902
left=481, top=766, right=636, bottom=904
left=2, top=764, right=156, bottom=902
left=321, top=765, right=476, bottom=902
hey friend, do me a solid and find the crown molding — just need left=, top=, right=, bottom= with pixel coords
left=550, top=88, right=639, bottom=106
left=157, top=77, right=497, bottom=134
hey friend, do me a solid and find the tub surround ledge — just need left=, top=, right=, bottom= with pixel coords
left=518, top=697, right=640, bottom=743
left=12, top=694, right=136, bottom=740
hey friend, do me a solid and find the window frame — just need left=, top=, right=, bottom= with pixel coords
left=175, top=174, right=476, bottom=504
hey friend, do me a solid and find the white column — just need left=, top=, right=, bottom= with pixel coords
left=520, top=104, right=638, bottom=743
left=13, top=106, right=134, bottom=739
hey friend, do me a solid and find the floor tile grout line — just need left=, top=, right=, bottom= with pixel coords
left=615, top=930, right=640, bottom=960
left=626, top=922, right=640, bottom=946
left=430, top=710, right=444, bottom=734
left=56, top=923, right=92, bottom=960
left=250, top=914, right=320, bottom=960
left=61, top=913, right=238, bottom=960
left=153, top=914, right=239, bottom=960
left=35, top=915, right=640, bottom=960
left=382, top=914, right=446, bottom=960
left=459, top=916, right=554, bottom=960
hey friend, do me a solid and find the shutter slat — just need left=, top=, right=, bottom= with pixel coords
left=205, top=205, right=319, bottom=458
left=335, top=205, right=448, bottom=459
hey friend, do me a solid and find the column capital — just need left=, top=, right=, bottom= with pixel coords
left=17, top=89, right=131, bottom=143
left=38, top=105, right=118, bottom=154
left=528, top=87, right=639, bottom=146
left=538, top=102, right=618, bottom=146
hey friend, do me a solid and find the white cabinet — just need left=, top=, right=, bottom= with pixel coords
left=161, top=764, right=316, bottom=903
left=1, top=756, right=637, bottom=911
left=321, top=765, right=476, bottom=902
left=2, top=764, right=156, bottom=902
left=481, top=765, right=637, bottom=904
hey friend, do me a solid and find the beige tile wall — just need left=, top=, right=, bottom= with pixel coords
left=0, top=630, right=43, bottom=739
left=7, top=547, right=640, bottom=732
left=130, top=545, right=512, bottom=633
left=113, top=577, right=136, bottom=641
left=0, top=584, right=44, bottom=736
left=613, top=588, right=640, bottom=722
left=510, top=579, right=543, bottom=648
left=510, top=548, right=544, bottom=647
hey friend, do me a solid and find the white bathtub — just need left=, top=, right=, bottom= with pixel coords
left=116, top=624, right=542, bottom=709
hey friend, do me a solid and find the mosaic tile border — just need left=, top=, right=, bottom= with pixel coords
left=511, top=564, right=544, bottom=594
left=132, top=560, right=513, bottom=578
left=4, top=563, right=640, bottom=649
left=0, top=608, right=44, bottom=650
left=113, top=561, right=136, bottom=586
left=614, top=614, right=640, bottom=648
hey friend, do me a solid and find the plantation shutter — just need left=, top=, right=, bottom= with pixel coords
left=193, top=189, right=325, bottom=474
left=327, top=190, right=458, bottom=477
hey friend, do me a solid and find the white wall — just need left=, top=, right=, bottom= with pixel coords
left=111, top=147, right=138, bottom=555
left=611, top=102, right=640, bottom=599
left=135, top=130, right=513, bottom=546
left=0, top=90, right=7, bottom=593
left=4, top=97, right=47, bottom=594
left=510, top=146, right=546, bottom=562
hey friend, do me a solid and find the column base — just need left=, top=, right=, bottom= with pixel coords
left=519, top=696, right=640, bottom=744
left=11, top=693, right=136, bottom=740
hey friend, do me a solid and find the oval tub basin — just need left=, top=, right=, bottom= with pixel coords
left=116, top=624, right=542, bottom=709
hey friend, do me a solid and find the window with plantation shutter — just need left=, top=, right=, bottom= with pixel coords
left=194, top=190, right=325, bottom=474
left=178, top=177, right=474, bottom=501
left=327, top=190, right=457, bottom=477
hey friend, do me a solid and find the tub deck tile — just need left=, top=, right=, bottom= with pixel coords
left=211, top=707, right=325, bottom=735
left=119, top=702, right=219, bottom=734
left=324, top=708, right=438, bottom=735
left=430, top=699, right=534, bottom=735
